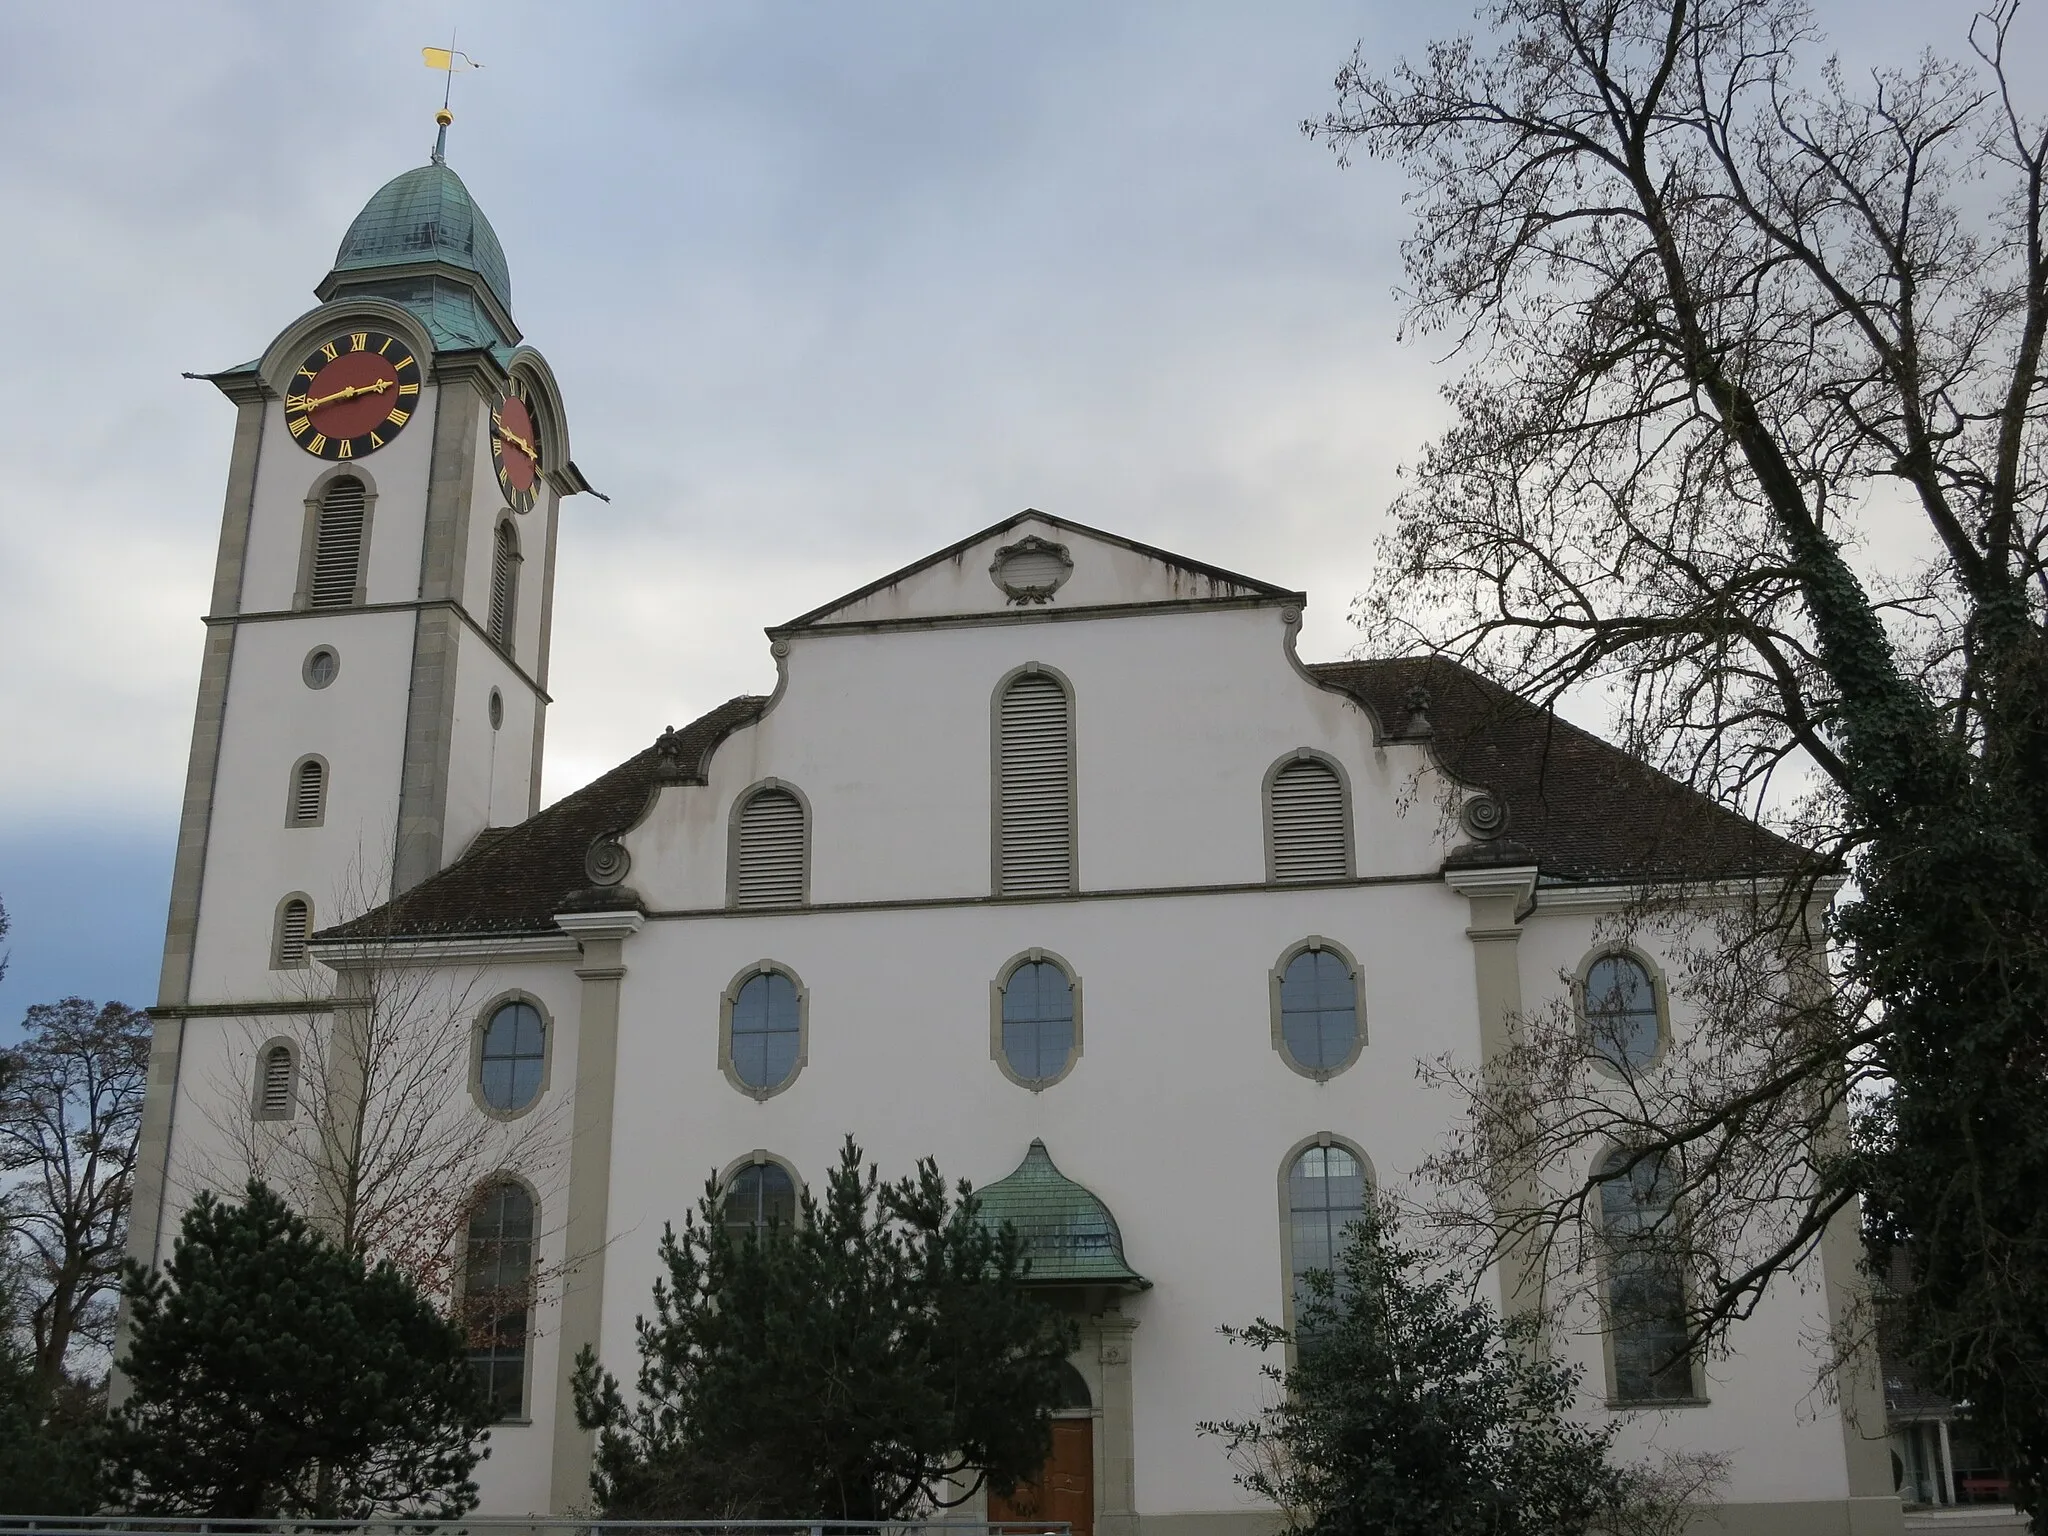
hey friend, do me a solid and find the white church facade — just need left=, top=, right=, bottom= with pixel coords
left=130, top=138, right=1904, bottom=1534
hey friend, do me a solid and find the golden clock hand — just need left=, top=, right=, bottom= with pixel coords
left=287, top=378, right=395, bottom=415
left=499, top=427, right=541, bottom=463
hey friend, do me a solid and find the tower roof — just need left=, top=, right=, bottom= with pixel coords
left=328, top=161, right=513, bottom=317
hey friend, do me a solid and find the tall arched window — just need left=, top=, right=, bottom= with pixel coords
left=286, top=756, right=326, bottom=827
left=477, top=999, right=547, bottom=1116
left=252, top=1041, right=297, bottom=1120
left=1266, top=752, right=1351, bottom=882
left=993, top=952, right=1080, bottom=1088
left=995, top=667, right=1074, bottom=895
left=721, top=966, right=806, bottom=1099
left=273, top=895, right=313, bottom=969
left=489, top=520, right=521, bottom=648
left=721, top=1158, right=799, bottom=1240
left=307, top=477, right=367, bottom=609
left=1598, top=1150, right=1695, bottom=1403
left=731, top=783, right=808, bottom=908
left=1585, top=953, right=1663, bottom=1070
left=1284, top=1139, right=1368, bottom=1326
left=463, top=1180, right=535, bottom=1421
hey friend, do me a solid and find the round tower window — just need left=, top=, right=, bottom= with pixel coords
left=302, top=647, right=340, bottom=689
left=488, top=688, right=504, bottom=730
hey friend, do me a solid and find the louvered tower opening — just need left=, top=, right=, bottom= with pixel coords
left=490, top=523, right=520, bottom=647
left=290, top=759, right=325, bottom=824
left=259, top=1045, right=294, bottom=1117
left=997, top=672, right=1073, bottom=895
left=309, top=478, right=366, bottom=609
left=734, top=788, right=807, bottom=908
left=277, top=898, right=311, bottom=967
left=1269, top=758, right=1349, bottom=882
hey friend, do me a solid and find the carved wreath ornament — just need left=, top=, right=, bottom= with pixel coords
left=990, top=536, right=1074, bottom=605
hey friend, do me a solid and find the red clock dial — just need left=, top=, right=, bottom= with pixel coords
left=492, top=382, right=543, bottom=512
left=283, top=330, right=422, bottom=460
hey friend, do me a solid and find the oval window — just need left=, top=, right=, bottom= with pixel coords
left=479, top=1000, right=546, bottom=1113
left=1586, top=955, right=1660, bottom=1069
left=730, top=971, right=802, bottom=1092
left=1278, top=948, right=1358, bottom=1073
left=1000, top=959, right=1076, bottom=1084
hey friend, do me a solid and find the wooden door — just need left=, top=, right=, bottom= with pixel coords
left=989, top=1417, right=1094, bottom=1536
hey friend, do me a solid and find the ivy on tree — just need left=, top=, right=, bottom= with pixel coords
left=574, top=1135, right=1079, bottom=1518
left=106, top=1181, right=490, bottom=1518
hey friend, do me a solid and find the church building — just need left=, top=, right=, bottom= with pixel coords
left=129, top=130, right=1903, bottom=1534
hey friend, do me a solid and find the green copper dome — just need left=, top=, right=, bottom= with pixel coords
left=330, top=161, right=512, bottom=315
left=974, top=1140, right=1149, bottom=1290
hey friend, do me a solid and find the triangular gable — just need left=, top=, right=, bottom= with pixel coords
left=775, top=510, right=1302, bottom=632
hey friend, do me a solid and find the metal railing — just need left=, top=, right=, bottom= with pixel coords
left=0, top=1522, right=1069, bottom=1536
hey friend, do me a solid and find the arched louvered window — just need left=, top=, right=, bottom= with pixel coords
left=253, top=1041, right=296, bottom=1120
left=731, top=784, right=807, bottom=908
left=1266, top=753, right=1351, bottom=883
left=489, top=521, right=520, bottom=648
left=286, top=756, right=326, bottom=826
left=463, top=1180, right=535, bottom=1421
left=995, top=667, right=1074, bottom=895
left=307, top=477, right=367, bottom=609
left=274, top=895, right=312, bottom=969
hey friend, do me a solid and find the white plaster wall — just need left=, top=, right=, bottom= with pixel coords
left=186, top=609, right=417, bottom=1000
left=625, top=604, right=1451, bottom=913
left=443, top=625, right=544, bottom=861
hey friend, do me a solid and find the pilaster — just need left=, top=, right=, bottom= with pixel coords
left=1096, top=1306, right=1139, bottom=1536
left=548, top=907, right=642, bottom=1513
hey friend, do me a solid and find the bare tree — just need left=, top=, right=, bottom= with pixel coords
left=0, top=998, right=150, bottom=1395
left=1310, top=0, right=2048, bottom=1511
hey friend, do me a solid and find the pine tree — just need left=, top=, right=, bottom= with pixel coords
left=574, top=1135, right=1079, bottom=1518
left=106, top=1181, right=490, bottom=1518
left=1201, top=1204, right=1652, bottom=1536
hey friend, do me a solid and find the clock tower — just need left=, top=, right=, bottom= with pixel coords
left=131, top=123, right=590, bottom=1264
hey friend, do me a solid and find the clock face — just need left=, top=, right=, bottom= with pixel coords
left=491, top=380, right=544, bottom=512
left=283, top=330, right=422, bottom=461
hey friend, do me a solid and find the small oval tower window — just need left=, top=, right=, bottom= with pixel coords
left=303, top=647, right=340, bottom=689
left=488, top=688, right=504, bottom=730
left=990, top=537, right=1073, bottom=604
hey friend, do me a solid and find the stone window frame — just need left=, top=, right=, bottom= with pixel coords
left=1262, top=747, right=1356, bottom=884
left=1274, top=1130, right=1376, bottom=1344
left=292, top=464, right=380, bottom=611
left=453, top=1172, right=542, bottom=1425
left=284, top=753, right=329, bottom=829
left=715, top=1149, right=809, bottom=1235
left=249, top=1036, right=300, bottom=1122
left=271, top=892, right=315, bottom=970
left=1574, top=944, right=1672, bottom=1077
left=301, top=644, right=341, bottom=690
left=989, top=661, right=1079, bottom=897
left=1591, top=1143, right=1708, bottom=1409
left=725, top=777, right=814, bottom=909
left=718, top=961, right=810, bottom=1102
left=1269, top=936, right=1367, bottom=1081
left=470, top=990, right=555, bottom=1122
left=988, top=947, right=1084, bottom=1092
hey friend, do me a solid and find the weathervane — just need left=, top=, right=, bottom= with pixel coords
left=421, top=32, right=484, bottom=163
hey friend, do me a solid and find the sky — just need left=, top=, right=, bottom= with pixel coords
left=0, top=1, right=2030, bottom=1022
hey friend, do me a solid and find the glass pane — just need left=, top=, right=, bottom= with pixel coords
left=1002, top=962, right=1074, bottom=1080
left=1588, top=956, right=1659, bottom=1068
left=723, top=1162, right=797, bottom=1239
left=732, top=973, right=800, bottom=1089
left=480, top=1002, right=545, bottom=1112
left=1599, top=1151, right=1691, bottom=1401
left=1280, top=952, right=1356, bottom=1070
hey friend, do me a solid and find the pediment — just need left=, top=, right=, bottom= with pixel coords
left=777, top=511, right=1300, bottom=632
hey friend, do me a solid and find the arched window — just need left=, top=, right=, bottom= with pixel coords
left=307, top=477, right=367, bottom=609
left=1585, top=953, right=1662, bottom=1070
left=273, top=895, right=313, bottom=969
left=463, top=1180, right=535, bottom=1422
left=1598, top=1150, right=1695, bottom=1402
left=286, top=756, right=326, bottom=827
left=995, top=667, right=1074, bottom=895
left=721, top=1158, right=798, bottom=1240
left=253, top=1041, right=297, bottom=1120
left=731, top=783, right=808, bottom=908
left=1272, top=941, right=1362, bottom=1078
left=489, top=520, right=521, bottom=648
left=1284, top=1140, right=1368, bottom=1323
left=994, top=953, right=1079, bottom=1088
left=1266, top=753, right=1351, bottom=882
left=722, top=966, right=806, bottom=1098
left=477, top=999, right=547, bottom=1115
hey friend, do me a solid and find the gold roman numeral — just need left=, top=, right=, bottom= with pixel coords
left=368, top=432, right=385, bottom=449
left=288, top=415, right=310, bottom=437
left=336, top=438, right=353, bottom=459
left=320, top=341, right=339, bottom=362
left=307, top=433, right=327, bottom=454
left=350, top=332, right=368, bottom=352
left=398, top=382, right=420, bottom=396
left=377, top=336, right=394, bottom=355
left=298, top=367, right=317, bottom=381
left=393, top=354, right=414, bottom=370
left=284, top=394, right=311, bottom=412
left=386, top=408, right=410, bottom=427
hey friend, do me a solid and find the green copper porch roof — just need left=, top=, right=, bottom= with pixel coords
left=975, top=1140, right=1149, bottom=1290
left=329, top=161, right=512, bottom=315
